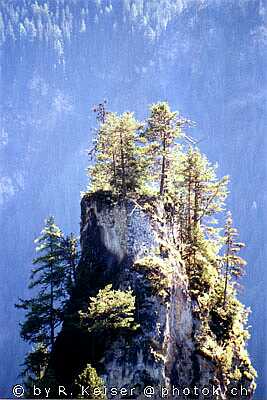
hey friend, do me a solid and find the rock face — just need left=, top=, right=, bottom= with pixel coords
left=51, top=192, right=253, bottom=400
left=77, top=193, right=220, bottom=399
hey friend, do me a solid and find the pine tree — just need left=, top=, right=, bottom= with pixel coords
left=185, top=222, right=219, bottom=297
left=144, top=102, right=187, bottom=196
left=75, top=364, right=106, bottom=399
left=92, top=100, right=109, bottom=124
left=89, top=112, right=146, bottom=196
left=60, top=233, right=79, bottom=295
left=222, top=211, right=246, bottom=306
left=16, top=217, right=65, bottom=350
left=177, top=147, right=228, bottom=246
left=79, top=284, right=139, bottom=333
left=20, top=343, right=49, bottom=385
left=16, top=219, right=80, bottom=387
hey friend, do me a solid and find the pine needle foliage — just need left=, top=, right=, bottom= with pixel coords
left=16, top=216, right=65, bottom=349
left=221, top=211, right=247, bottom=306
left=143, top=102, right=187, bottom=196
left=15, top=217, right=80, bottom=387
left=86, top=101, right=256, bottom=394
left=60, top=233, right=79, bottom=296
left=170, top=147, right=228, bottom=248
left=20, top=343, right=49, bottom=387
left=75, top=364, right=106, bottom=399
left=88, top=112, right=148, bottom=197
left=79, top=284, right=139, bottom=333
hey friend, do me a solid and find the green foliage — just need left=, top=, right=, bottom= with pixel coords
left=180, top=223, right=218, bottom=300
left=143, top=102, right=187, bottom=195
left=85, top=100, right=255, bottom=392
left=22, top=360, right=59, bottom=398
left=16, top=216, right=65, bottom=348
left=79, top=284, right=139, bottom=333
left=20, top=343, right=49, bottom=383
left=221, top=211, right=247, bottom=305
left=179, top=216, right=255, bottom=393
left=133, top=255, right=172, bottom=299
left=16, top=217, right=80, bottom=387
left=75, top=364, right=106, bottom=399
left=15, top=100, right=255, bottom=394
left=60, top=233, right=79, bottom=295
left=196, top=284, right=257, bottom=391
left=89, top=112, right=148, bottom=197
left=88, top=102, right=190, bottom=197
left=182, top=147, right=228, bottom=217
left=193, top=261, right=256, bottom=393
left=171, top=147, right=228, bottom=247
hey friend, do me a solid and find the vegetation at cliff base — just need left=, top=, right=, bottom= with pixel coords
left=75, top=364, right=106, bottom=399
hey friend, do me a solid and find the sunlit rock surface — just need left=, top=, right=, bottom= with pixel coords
left=50, top=193, right=251, bottom=399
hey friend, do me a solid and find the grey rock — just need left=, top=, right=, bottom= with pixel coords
left=80, top=194, right=231, bottom=399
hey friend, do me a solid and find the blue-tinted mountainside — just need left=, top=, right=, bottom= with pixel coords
left=0, top=0, right=266, bottom=397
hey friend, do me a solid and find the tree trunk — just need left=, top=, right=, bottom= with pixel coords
left=72, top=259, right=77, bottom=285
left=112, top=153, right=117, bottom=188
left=50, top=263, right=55, bottom=348
left=119, top=129, right=126, bottom=197
left=223, top=239, right=230, bottom=307
left=188, top=170, right=192, bottom=242
left=193, top=180, right=199, bottom=227
left=160, top=132, right=166, bottom=196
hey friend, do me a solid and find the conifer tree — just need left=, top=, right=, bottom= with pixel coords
left=177, top=147, right=228, bottom=246
left=222, top=211, right=246, bottom=306
left=79, top=284, right=139, bottom=333
left=89, top=112, right=146, bottom=196
left=16, top=217, right=65, bottom=350
left=20, top=344, right=49, bottom=386
left=75, top=364, right=106, bottom=399
left=60, top=233, right=79, bottom=295
left=92, top=100, right=109, bottom=124
left=16, top=219, right=81, bottom=386
left=144, top=102, right=187, bottom=196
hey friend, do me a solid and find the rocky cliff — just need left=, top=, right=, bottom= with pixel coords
left=79, top=193, right=193, bottom=396
left=49, top=191, right=255, bottom=399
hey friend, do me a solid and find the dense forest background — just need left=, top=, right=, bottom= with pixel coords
left=0, top=0, right=266, bottom=398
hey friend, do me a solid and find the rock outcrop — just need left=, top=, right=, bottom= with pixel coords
left=80, top=193, right=193, bottom=397
left=50, top=192, right=254, bottom=399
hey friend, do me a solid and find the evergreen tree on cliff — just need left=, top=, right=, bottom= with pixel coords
left=60, top=233, right=79, bottom=296
left=89, top=111, right=148, bottom=196
left=143, top=102, right=187, bottom=196
left=222, top=211, right=246, bottom=306
left=15, top=217, right=65, bottom=383
left=177, top=147, right=228, bottom=242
